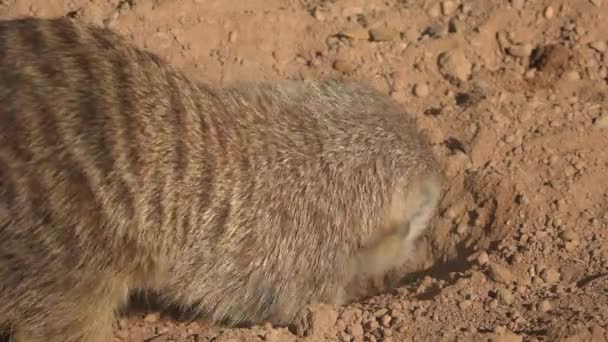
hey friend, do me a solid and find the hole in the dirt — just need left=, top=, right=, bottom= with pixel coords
left=424, top=107, right=443, bottom=116
left=443, top=137, right=467, bottom=154
left=454, top=92, right=471, bottom=106
left=529, top=45, right=548, bottom=70
left=528, top=44, right=571, bottom=73
left=514, top=193, right=523, bottom=205
left=65, top=10, right=79, bottom=18
left=467, top=209, right=479, bottom=226
left=448, top=19, right=458, bottom=33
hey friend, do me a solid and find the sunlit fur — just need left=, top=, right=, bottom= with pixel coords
left=0, top=16, right=444, bottom=341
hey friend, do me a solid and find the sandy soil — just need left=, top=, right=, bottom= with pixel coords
left=2, top=0, right=608, bottom=341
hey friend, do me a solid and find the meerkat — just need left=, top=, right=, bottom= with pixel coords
left=0, top=16, right=444, bottom=342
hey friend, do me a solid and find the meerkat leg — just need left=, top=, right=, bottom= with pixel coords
left=8, top=279, right=128, bottom=342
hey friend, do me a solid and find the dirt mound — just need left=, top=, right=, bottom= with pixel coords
left=1, top=0, right=607, bottom=341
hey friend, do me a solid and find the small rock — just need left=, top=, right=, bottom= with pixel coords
left=538, top=300, right=552, bottom=312
left=373, top=308, right=388, bottom=317
left=346, top=324, right=364, bottom=337
left=488, top=263, right=515, bottom=284
left=477, top=251, right=490, bottom=265
left=563, top=70, right=581, bottom=81
left=438, top=49, right=472, bottom=83
left=458, top=299, right=472, bottom=309
left=339, top=27, right=370, bottom=40
left=381, top=315, right=392, bottom=327
left=589, top=41, right=607, bottom=52
left=413, top=83, right=429, bottom=97
left=593, top=115, right=608, bottom=128
left=312, top=7, right=325, bottom=21
left=541, top=268, right=561, bottom=283
left=339, top=331, right=352, bottom=341
left=498, top=289, right=515, bottom=305
left=507, top=43, right=533, bottom=58
left=544, top=6, right=554, bottom=19
left=333, top=59, right=354, bottom=74
left=228, top=31, right=238, bottom=43
left=456, top=222, right=468, bottom=234
left=425, top=21, right=448, bottom=38
left=293, top=304, right=338, bottom=337
left=369, top=27, right=400, bottom=42
left=336, top=319, right=347, bottom=331
left=487, top=299, right=499, bottom=309
left=144, top=312, right=160, bottom=323
left=559, top=230, right=578, bottom=242
left=364, top=320, right=379, bottom=332
left=565, top=241, right=578, bottom=251
left=591, top=0, right=603, bottom=7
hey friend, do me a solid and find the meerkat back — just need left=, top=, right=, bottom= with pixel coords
left=189, top=79, right=445, bottom=324
left=0, top=16, right=444, bottom=342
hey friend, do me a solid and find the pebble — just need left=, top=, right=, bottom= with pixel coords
left=369, top=27, right=400, bottom=42
left=456, top=222, right=468, bottom=234
left=560, top=230, right=578, bottom=242
left=364, top=320, right=379, bottom=332
left=444, top=205, right=460, bottom=219
left=373, top=308, right=388, bottom=317
left=541, top=268, right=561, bottom=283
left=477, top=251, right=490, bottom=265
left=593, top=115, right=608, bottom=128
left=312, top=7, right=325, bottom=21
left=413, top=83, right=430, bottom=97
left=508, top=43, right=533, bottom=57
left=589, top=41, right=607, bottom=52
left=538, top=300, right=552, bottom=312
left=339, top=27, right=370, bottom=40
left=438, top=49, right=472, bottom=83
left=346, top=324, right=364, bottom=337
left=425, top=22, right=448, bottom=38
left=563, top=70, right=581, bottom=81
left=458, top=299, right=472, bottom=309
left=143, top=312, right=161, bottom=323
left=544, top=6, right=554, bottom=19
left=488, top=263, right=515, bottom=284
left=381, top=315, right=392, bottom=327
left=498, top=289, right=515, bottom=305
left=565, top=240, right=578, bottom=251
left=338, top=331, right=352, bottom=341
left=228, top=31, right=238, bottom=43
left=333, top=59, right=354, bottom=74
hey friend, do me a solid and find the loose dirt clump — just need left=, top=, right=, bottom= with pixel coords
left=1, top=0, right=608, bottom=341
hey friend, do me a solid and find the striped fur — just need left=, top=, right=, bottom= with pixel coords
left=0, top=16, right=444, bottom=341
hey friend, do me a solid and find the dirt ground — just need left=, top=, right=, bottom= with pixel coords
left=2, top=0, right=608, bottom=341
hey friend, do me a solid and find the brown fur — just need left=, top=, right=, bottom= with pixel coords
left=0, top=16, right=444, bottom=341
